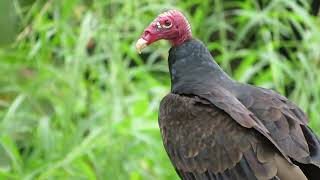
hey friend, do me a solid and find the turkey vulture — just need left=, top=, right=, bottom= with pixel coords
left=136, top=10, right=320, bottom=180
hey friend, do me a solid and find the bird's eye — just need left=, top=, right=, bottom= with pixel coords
left=163, top=20, right=172, bottom=28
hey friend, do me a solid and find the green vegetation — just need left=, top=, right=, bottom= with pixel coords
left=0, top=0, right=319, bottom=179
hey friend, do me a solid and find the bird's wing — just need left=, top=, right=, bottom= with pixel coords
left=187, top=86, right=291, bottom=162
left=159, top=93, right=307, bottom=180
left=238, top=86, right=320, bottom=167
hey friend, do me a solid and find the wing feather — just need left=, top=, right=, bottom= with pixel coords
left=159, top=93, right=306, bottom=179
left=238, top=86, right=320, bottom=167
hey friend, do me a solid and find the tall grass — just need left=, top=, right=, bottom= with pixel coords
left=0, top=0, right=319, bottom=179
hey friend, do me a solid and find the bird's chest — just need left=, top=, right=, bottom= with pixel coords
left=160, top=99, right=217, bottom=137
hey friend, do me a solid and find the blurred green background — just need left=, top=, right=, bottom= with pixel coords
left=0, top=0, right=319, bottom=179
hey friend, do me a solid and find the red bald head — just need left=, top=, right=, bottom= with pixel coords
left=136, top=10, right=192, bottom=53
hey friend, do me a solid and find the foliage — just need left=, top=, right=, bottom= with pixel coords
left=0, top=0, right=319, bottom=179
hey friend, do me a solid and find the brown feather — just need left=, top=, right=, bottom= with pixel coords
left=158, top=93, right=304, bottom=179
left=237, top=85, right=320, bottom=167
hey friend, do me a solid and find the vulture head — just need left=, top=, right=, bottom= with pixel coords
left=136, top=10, right=192, bottom=53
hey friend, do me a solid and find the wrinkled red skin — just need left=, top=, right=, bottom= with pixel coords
left=140, top=10, right=192, bottom=46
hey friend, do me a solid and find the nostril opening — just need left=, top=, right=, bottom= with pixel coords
left=144, top=30, right=150, bottom=36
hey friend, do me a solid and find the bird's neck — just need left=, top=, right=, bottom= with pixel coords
left=170, top=33, right=192, bottom=46
left=168, top=39, right=233, bottom=93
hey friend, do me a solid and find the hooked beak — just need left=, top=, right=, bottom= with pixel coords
left=136, top=38, right=148, bottom=54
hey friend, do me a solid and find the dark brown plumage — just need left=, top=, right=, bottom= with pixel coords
left=157, top=39, right=320, bottom=180
left=159, top=94, right=308, bottom=180
left=137, top=10, right=320, bottom=180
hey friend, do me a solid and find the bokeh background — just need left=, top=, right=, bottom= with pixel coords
left=0, top=0, right=319, bottom=179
